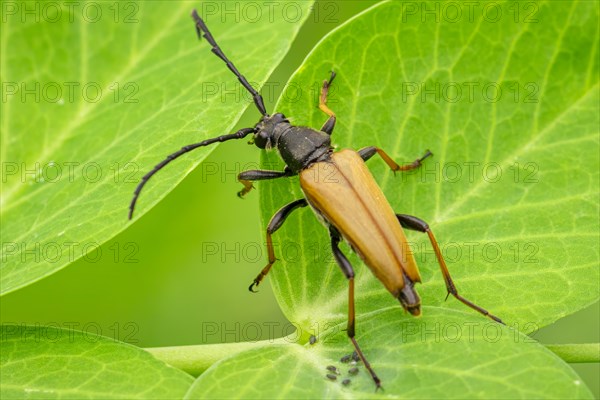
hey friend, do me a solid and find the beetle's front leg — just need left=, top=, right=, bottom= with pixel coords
left=249, top=199, right=307, bottom=292
left=319, top=71, right=336, bottom=135
left=358, top=147, right=432, bottom=174
left=237, top=167, right=295, bottom=198
left=396, top=213, right=504, bottom=324
left=330, top=226, right=382, bottom=390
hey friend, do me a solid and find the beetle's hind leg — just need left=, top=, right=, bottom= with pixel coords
left=359, top=147, right=432, bottom=175
left=237, top=167, right=294, bottom=198
left=319, top=71, right=337, bottom=135
left=330, top=227, right=382, bottom=390
left=396, top=214, right=504, bottom=324
left=249, top=199, right=307, bottom=292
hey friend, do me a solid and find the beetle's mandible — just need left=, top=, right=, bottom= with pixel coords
left=128, top=9, right=504, bottom=390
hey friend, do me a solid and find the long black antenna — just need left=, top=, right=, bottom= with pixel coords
left=191, top=9, right=268, bottom=116
left=129, top=128, right=255, bottom=219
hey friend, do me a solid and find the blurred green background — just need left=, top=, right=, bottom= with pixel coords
left=1, top=1, right=598, bottom=397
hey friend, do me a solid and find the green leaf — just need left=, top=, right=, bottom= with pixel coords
left=246, top=0, right=598, bottom=397
left=546, top=343, right=600, bottom=363
left=185, top=308, right=593, bottom=399
left=0, top=1, right=313, bottom=295
left=260, top=0, right=599, bottom=332
left=0, top=325, right=193, bottom=399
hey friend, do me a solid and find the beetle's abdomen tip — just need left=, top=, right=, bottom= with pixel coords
left=398, top=298, right=421, bottom=316
left=398, top=280, right=421, bottom=317
left=407, top=306, right=421, bottom=316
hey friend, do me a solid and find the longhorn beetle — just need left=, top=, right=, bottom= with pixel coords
left=128, top=9, right=504, bottom=389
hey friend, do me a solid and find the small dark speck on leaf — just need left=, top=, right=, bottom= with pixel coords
left=326, top=365, right=340, bottom=374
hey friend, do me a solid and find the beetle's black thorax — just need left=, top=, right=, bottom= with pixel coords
left=275, top=125, right=332, bottom=172
left=253, top=113, right=332, bottom=172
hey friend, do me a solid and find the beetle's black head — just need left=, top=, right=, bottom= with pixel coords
left=253, top=113, right=289, bottom=149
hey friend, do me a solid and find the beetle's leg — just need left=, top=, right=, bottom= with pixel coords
left=319, top=71, right=336, bottom=135
left=359, top=147, right=432, bottom=174
left=249, top=199, right=307, bottom=292
left=330, top=227, right=382, bottom=390
left=396, top=214, right=504, bottom=324
left=237, top=167, right=295, bottom=198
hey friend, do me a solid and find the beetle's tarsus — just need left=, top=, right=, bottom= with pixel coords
left=249, top=281, right=259, bottom=293
left=410, top=150, right=433, bottom=169
left=327, top=70, right=336, bottom=86
left=419, top=150, right=433, bottom=163
left=323, top=71, right=336, bottom=89
left=237, top=183, right=255, bottom=198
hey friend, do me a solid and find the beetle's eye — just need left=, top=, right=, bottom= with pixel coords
left=254, top=131, right=270, bottom=149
